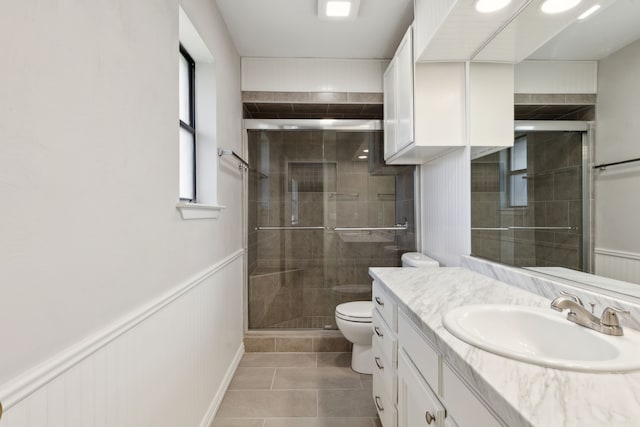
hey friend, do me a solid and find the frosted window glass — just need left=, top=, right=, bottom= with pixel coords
left=511, top=137, right=527, bottom=171
left=510, top=173, right=527, bottom=206
left=179, top=127, right=195, bottom=200
left=179, top=54, right=191, bottom=124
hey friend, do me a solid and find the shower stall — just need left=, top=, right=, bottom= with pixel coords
left=471, top=121, right=590, bottom=272
left=245, top=120, right=416, bottom=330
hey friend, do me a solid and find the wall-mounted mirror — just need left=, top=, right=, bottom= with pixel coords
left=470, top=0, right=640, bottom=300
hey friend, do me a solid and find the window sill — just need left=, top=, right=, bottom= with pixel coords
left=176, top=202, right=226, bottom=220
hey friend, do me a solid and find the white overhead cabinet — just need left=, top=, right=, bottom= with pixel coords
left=383, top=26, right=514, bottom=165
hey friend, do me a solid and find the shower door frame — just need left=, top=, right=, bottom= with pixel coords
left=512, top=120, right=593, bottom=273
left=242, top=119, right=393, bottom=334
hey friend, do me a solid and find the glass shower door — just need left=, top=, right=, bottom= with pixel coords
left=247, top=121, right=416, bottom=330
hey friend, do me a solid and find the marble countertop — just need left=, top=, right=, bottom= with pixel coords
left=369, top=266, right=640, bottom=427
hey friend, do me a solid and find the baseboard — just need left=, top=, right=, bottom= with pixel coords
left=200, top=343, right=245, bottom=427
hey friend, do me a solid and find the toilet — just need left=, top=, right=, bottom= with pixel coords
left=335, top=301, right=374, bottom=374
left=335, top=252, right=440, bottom=374
left=401, top=251, right=440, bottom=268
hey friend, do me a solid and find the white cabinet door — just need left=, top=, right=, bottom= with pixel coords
left=397, top=351, right=446, bottom=427
left=395, top=27, right=414, bottom=152
left=383, top=58, right=398, bottom=160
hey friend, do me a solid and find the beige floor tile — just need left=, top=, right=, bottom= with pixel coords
left=228, top=367, right=275, bottom=390
left=317, top=389, right=378, bottom=417
left=240, top=352, right=317, bottom=368
left=371, top=416, right=383, bottom=427
left=264, top=417, right=375, bottom=427
left=273, top=367, right=362, bottom=390
left=316, top=352, right=351, bottom=367
left=212, top=418, right=265, bottom=427
left=217, top=390, right=317, bottom=418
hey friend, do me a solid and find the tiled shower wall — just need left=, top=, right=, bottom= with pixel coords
left=247, top=129, right=415, bottom=329
left=471, top=131, right=583, bottom=269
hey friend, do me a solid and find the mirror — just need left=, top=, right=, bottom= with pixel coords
left=470, top=0, right=640, bottom=300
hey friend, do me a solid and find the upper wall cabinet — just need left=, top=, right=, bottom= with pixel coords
left=384, top=26, right=514, bottom=165
left=384, top=28, right=414, bottom=159
left=414, top=0, right=602, bottom=63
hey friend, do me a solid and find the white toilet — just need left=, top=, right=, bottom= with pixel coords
left=335, top=252, right=440, bottom=374
left=401, top=251, right=440, bottom=268
left=335, top=301, right=374, bottom=374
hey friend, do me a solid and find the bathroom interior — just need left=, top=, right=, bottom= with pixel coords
left=3, top=0, right=640, bottom=426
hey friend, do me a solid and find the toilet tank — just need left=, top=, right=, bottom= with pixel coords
left=401, top=252, right=439, bottom=268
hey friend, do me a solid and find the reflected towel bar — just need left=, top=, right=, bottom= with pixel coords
left=472, top=226, right=577, bottom=231
left=334, top=221, right=408, bottom=232
left=593, top=157, right=640, bottom=171
left=256, top=226, right=325, bottom=230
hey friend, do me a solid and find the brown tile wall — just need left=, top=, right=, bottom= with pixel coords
left=471, top=133, right=583, bottom=270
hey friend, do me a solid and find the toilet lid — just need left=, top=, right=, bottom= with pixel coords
left=335, top=301, right=373, bottom=321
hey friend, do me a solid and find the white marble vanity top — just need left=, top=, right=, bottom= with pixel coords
left=369, top=266, right=640, bottom=427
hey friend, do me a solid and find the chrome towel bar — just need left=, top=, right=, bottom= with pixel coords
left=472, top=226, right=577, bottom=231
left=255, top=221, right=409, bottom=232
left=218, top=148, right=249, bottom=171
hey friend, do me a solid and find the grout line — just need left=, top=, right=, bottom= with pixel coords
left=270, top=367, right=277, bottom=390
left=316, top=389, right=319, bottom=418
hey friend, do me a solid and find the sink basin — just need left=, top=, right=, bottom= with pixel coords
left=443, top=304, right=640, bottom=372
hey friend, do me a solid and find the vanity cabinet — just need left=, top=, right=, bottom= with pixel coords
left=372, top=280, right=504, bottom=427
left=372, top=282, right=398, bottom=427
left=397, top=310, right=503, bottom=427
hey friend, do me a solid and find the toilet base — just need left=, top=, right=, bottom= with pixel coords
left=351, top=343, right=373, bottom=374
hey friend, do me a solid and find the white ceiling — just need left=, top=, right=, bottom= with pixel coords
left=528, top=0, right=640, bottom=60
left=215, top=0, right=414, bottom=59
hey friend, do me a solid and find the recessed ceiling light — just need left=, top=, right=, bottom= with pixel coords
left=318, top=0, right=360, bottom=20
left=327, top=1, right=351, bottom=16
left=577, top=4, right=600, bottom=19
left=475, top=0, right=512, bottom=13
left=363, top=149, right=369, bottom=153
left=541, top=0, right=582, bottom=14
left=358, top=155, right=368, bottom=159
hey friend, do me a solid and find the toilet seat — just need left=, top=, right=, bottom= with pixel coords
left=335, top=301, right=373, bottom=323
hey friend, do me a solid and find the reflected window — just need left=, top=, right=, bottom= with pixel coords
left=508, top=136, right=527, bottom=207
left=179, top=44, right=196, bottom=201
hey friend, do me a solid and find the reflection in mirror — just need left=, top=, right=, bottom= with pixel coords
left=471, top=0, right=640, bottom=299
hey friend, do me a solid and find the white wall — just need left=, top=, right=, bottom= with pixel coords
left=0, top=0, right=243, bottom=423
left=420, top=148, right=471, bottom=266
left=241, top=57, right=389, bottom=92
left=514, top=61, right=598, bottom=94
left=594, top=38, right=640, bottom=281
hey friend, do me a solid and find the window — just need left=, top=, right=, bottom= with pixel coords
left=508, top=135, right=528, bottom=207
left=179, top=44, right=196, bottom=201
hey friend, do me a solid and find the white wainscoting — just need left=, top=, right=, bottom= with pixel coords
left=595, top=248, right=640, bottom=285
left=420, top=147, right=471, bottom=267
left=0, top=250, right=245, bottom=427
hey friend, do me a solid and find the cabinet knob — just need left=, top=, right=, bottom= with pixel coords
left=425, top=411, right=436, bottom=424
left=375, top=356, right=384, bottom=370
left=374, top=326, right=383, bottom=337
left=375, top=296, right=385, bottom=306
left=375, top=396, right=385, bottom=412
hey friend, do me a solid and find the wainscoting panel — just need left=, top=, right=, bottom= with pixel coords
left=0, top=250, right=244, bottom=427
left=420, top=147, right=471, bottom=267
left=595, top=248, right=640, bottom=285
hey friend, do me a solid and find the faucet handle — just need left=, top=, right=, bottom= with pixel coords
left=560, top=290, right=584, bottom=306
left=600, top=307, right=630, bottom=327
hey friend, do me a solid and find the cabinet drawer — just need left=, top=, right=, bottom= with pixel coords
left=398, top=350, right=446, bottom=427
left=442, top=364, right=502, bottom=427
left=373, top=281, right=397, bottom=330
left=372, top=339, right=397, bottom=403
left=373, top=371, right=397, bottom=427
left=398, top=310, right=441, bottom=394
left=372, top=310, right=397, bottom=366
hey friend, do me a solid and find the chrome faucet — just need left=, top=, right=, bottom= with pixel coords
left=550, top=291, right=630, bottom=336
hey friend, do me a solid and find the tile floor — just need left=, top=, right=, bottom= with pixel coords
left=213, top=352, right=381, bottom=427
